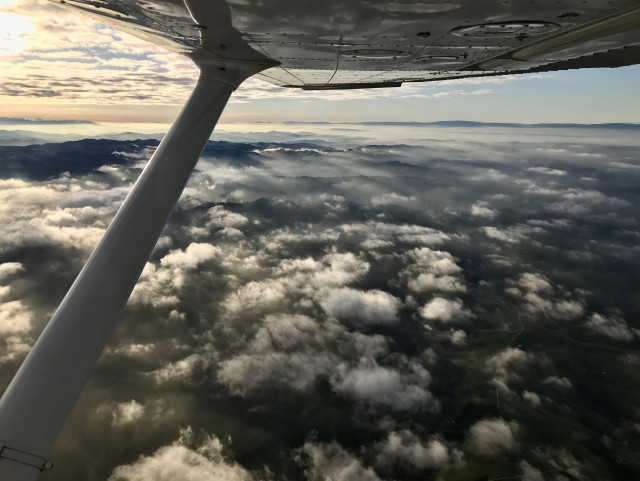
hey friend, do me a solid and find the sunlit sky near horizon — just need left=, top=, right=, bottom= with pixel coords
left=0, top=0, right=639, bottom=125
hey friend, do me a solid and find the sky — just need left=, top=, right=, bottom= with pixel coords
left=0, top=0, right=639, bottom=125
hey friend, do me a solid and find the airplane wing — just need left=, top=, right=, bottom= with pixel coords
left=54, top=0, right=640, bottom=89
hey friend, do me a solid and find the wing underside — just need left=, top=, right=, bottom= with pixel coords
left=53, top=0, right=640, bottom=88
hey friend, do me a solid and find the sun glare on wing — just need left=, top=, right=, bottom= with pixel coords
left=0, top=9, right=32, bottom=55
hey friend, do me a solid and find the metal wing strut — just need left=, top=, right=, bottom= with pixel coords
left=0, top=54, right=273, bottom=480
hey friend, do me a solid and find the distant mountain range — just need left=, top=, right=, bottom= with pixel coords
left=0, top=129, right=165, bottom=147
left=0, top=118, right=638, bottom=148
left=0, top=138, right=331, bottom=180
left=0, top=117, right=96, bottom=125
left=283, top=120, right=640, bottom=129
left=0, top=139, right=159, bottom=180
left=2, top=118, right=639, bottom=129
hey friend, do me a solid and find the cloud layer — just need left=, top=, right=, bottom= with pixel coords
left=0, top=125, right=638, bottom=480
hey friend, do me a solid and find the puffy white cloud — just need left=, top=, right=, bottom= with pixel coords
left=370, top=193, right=418, bottom=207
left=0, top=213, right=106, bottom=252
left=419, top=297, right=471, bottom=323
left=402, top=247, right=466, bottom=294
left=340, top=222, right=450, bottom=247
left=274, top=257, right=323, bottom=274
left=482, top=226, right=524, bottom=243
left=319, top=288, right=401, bottom=325
left=307, top=252, right=370, bottom=288
left=109, top=342, right=155, bottom=359
left=409, top=248, right=463, bottom=274
left=486, top=347, right=533, bottom=393
left=527, top=167, right=567, bottom=176
left=467, top=418, right=519, bottom=456
left=97, top=400, right=145, bottom=428
left=129, top=266, right=180, bottom=307
left=251, top=314, right=330, bottom=352
left=508, top=273, right=585, bottom=322
left=150, top=351, right=216, bottom=384
left=361, top=238, right=394, bottom=249
left=542, top=376, right=572, bottom=389
left=169, top=310, right=187, bottom=322
left=375, top=430, right=454, bottom=469
left=522, top=293, right=585, bottom=321
left=545, top=188, right=630, bottom=216
left=0, top=335, right=32, bottom=363
left=218, top=350, right=334, bottom=396
left=218, top=314, right=331, bottom=393
left=331, top=358, right=437, bottom=411
left=518, top=273, right=553, bottom=294
left=300, top=441, right=381, bottom=481
left=218, top=314, right=389, bottom=396
left=482, top=224, right=546, bottom=244
left=0, top=300, right=33, bottom=335
left=449, top=329, right=467, bottom=346
left=160, top=243, right=221, bottom=269
left=522, top=391, right=542, bottom=408
left=109, top=427, right=252, bottom=481
left=0, top=177, right=125, bottom=252
left=470, top=201, right=497, bottom=219
left=130, top=243, right=220, bottom=307
left=220, top=227, right=244, bottom=238
left=0, top=262, right=24, bottom=280
left=207, top=206, right=249, bottom=229
left=222, top=252, right=371, bottom=322
left=486, top=348, right=531, bottom=376
left=409, top=273, right=466, bottom=293
left=221, top=279, right=288, bottom=319
left=260, top=227, right=341, bottom=251
left=0, top=286, right=10, bottom=300
left=274, top=252, right=370, bottom=289
left=483, top=226, right=520, bottom=243
left=585, top=313, right=636, bottom=342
